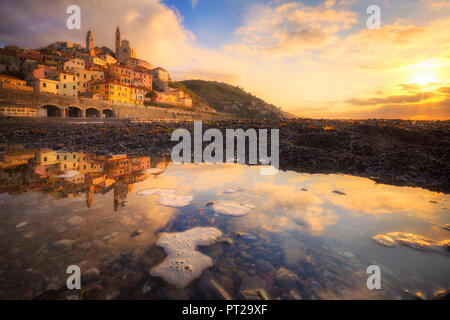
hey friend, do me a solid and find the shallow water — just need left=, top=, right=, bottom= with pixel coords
left=0, top=146, right=449, bottom=299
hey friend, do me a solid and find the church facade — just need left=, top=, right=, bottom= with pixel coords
left=115, top=27, right=136, bottom=64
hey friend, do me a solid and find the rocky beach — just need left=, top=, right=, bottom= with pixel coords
left=1, top=117, right=449, bottom=193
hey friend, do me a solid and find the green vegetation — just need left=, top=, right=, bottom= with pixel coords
left=168, top=81, right=207, bottom=106
left=177, top=80, right=288, bottom=119
left=145, top=90, right=157, bottom=99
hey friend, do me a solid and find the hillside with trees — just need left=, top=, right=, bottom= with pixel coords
left=176, top=80, right=292, bottom=119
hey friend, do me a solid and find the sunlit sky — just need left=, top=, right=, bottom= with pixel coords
left=1, top=0, right=449, bottom=119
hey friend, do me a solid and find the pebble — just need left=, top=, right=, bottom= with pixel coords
left=343, top=251, right=355, bottom=258
left=240, top=289, right=269, bottom=300
left=55, top=239, right=75, bottom=249
left=83, top=268, right=100, bottom=282
left=218, top=238, right=233, bottom=245
left=16, top=221, right=28, bottom=229
left=210, top=279, right=233, bottom=300
left=289, top=290, right=302, bottom=300
left=67, top=216, right=85, bottom=226
left=103, top=232, right=119, bottom=241
left=142, top=282, right=151, bottom=295
left=255, top=259, right=273, bottom=273
left=131, top=230, right=144, bottom=237
left=105, top=289, right=120, bottom=300
left=80, top=242, right=92, bottom=249
left=92, top=239, right=106, bottom=249
left=309, top=280, right=322, bottom=290
left=433, top=289, right=450, bottom=300
left=275, top=267, right=300, bottom=287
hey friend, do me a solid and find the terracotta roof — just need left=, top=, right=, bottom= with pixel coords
left=0, top=49, right=19, bottom=57
left=17, top=52, right=41, bottom=60
left=0, top=73, right=23, bottom=80
left=90, top=79, right=130, bottom=87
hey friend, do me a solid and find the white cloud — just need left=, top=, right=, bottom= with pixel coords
left=223, top=0, right=358, bottom=58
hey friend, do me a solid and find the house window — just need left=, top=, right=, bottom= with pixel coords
left=43, top=82, right=47, bottom=88
left=64, top=75, right=66, bottom=80
left=44, top=157, right=47, bottom=162
left=64, top=84, right=66, bottom=88
left=56, top=85, right=59, bottom=89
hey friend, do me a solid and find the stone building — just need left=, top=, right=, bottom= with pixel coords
left=87, top=56, right=107, bottom=68
left=115, top=26, right=136, bottom=63
left=0, top=74, right=33, bottom=91
left=90, top=79, right=131, bottom=104
left=30, top=78, right=60, bottom=95
left=151, top=67, right=170, bottom=82
left=0, top=49, right=21, bottom=73
left=98, top=54, right=117, bottom=65
left=107, top=64, right=152, bottom=89
left=125, top=57, right=152, bottom=70
left=62, top=58, right=85, bottom=71
left=26, top=64, right=57, bottom=81
left=86, top=30, right=94, bottom=55
left=72, top=68, right=104, bottom=93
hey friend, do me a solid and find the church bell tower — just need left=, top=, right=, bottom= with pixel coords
left=115, top=26, right=122, bottom=56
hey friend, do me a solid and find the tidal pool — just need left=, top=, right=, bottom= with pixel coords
left=0, top=147, right=449, bottom=299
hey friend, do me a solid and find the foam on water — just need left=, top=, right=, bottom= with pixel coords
left=223, top=187, right=244, bottom=194
left=372, top=232, right=450, bottom=255
left=137, top=188, right=192, bottom=207
left=137, top=188, right=176, bottom=197
left=210, top=201, right=255, bottom=216
left=150, top=227, right=223, bottom=289
left=158, top=195, right=193, bottom=208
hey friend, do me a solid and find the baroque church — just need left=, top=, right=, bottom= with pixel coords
left=115, top=26, right=136, bottom=63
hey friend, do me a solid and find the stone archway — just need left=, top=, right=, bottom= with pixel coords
left=66, top=106, right=83, bottom=118
left=86, top=107, right=101, bottom=118
left=42, top=105, right=62, bottom=117
left=102, top=109, right=115, bottom=118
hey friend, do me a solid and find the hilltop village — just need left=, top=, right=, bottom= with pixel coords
left=0, top=27, right=194, bottom=117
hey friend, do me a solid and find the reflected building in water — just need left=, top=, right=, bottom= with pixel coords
left=0, top=145, right=167, bottom=209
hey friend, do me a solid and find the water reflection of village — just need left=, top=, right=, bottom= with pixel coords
left=0, top=145, right=168, bottom=211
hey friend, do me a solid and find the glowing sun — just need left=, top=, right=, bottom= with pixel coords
left=411, top=73, right=437, bottom=85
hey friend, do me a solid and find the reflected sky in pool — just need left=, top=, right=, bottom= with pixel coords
left=0, top=147, right=449, bottom=299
